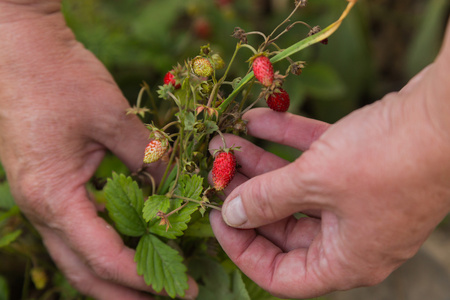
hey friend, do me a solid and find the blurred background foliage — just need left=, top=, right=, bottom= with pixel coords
left=1, top=0, right=449, bottom=299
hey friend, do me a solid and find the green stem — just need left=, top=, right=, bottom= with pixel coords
left=165, top=201, right=189, bottom=217
left=238, top=78, right=257, bottom=111
left=239, top=44, right=258, bottom=55
left=156, top=138, right=179, bottom=195
left=172, top=195, right=222, bottom=211
left=220, top=43, right=241, bottom=82
left=161, top=121, right=179, bottom=132
left=217, top=9, right=351, bottom=115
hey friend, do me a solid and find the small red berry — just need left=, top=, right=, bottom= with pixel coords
left=163, top=71, right=181, bottom=89
left=252, top=56, right=274, bottom=87
left=216, top=0, right=233, bottom=8
left=193, top=17, right=212, bottom=40
left=143, top=139, right=169, bottom=164
left=267, top=88, right=290, bottom=112
left=212, top=150, right=237, bottom=191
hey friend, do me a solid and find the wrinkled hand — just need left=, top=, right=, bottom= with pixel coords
left=0, top=2, right=197, bottom=299
left=209, top=22, right=450, bottom=299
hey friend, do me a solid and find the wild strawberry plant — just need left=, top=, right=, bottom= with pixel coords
left=103, top=1, right=357, bottom=299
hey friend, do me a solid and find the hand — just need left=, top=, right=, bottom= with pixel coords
left=0, top=3, right=198, bottom=299
left=209, top=22, right=450, bottom=299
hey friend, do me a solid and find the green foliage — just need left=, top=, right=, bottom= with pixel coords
left=0, top=230, right=22, bottom=248
left=0, top=164, right=15, bottom=210
left=174, top=174, right=203, bottom=200
left=148, top=174, right=202, bottom=239
left=0, top=276, right=9, bottom=300
left=406, top=0, right=450, bottom=77
left=104, top=173, right=147, bottom=237
left=143, top=195, right=172, bottom=222
left=135, top=234, right=188, bottom=298
left=189, top=257, right=250, bottom=300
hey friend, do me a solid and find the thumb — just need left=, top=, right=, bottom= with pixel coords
left=222, top=159, right=315, bottom=228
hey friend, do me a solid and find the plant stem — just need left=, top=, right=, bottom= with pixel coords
left=217, top=0, right=357, bottom=115
left=172, top=195, right=222, bottom=211
left=165, top=201, right=189, bottom=217
left=156, top=138, right=179, bottom=195
left=238, top=78, right=256, bottom=111
left=263, top=2, right=302, bottom=49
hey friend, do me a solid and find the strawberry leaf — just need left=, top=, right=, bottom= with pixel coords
left=189, top=258, right=251, bottom=300
left=175, top=174, right=203, bottom=200
left=148, top=174, right=202, bottom=239
left=149, top=202, right=199, bottom=239
left=135, top=233, right=188, bottom=298
left=104, top=173, right=146, bottom=237
left=204, top=120, right=219, bottom=135
left=143, top=195, right=171, bottom=222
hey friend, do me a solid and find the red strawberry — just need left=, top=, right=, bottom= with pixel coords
left=252, top=55, right=274, bottom=87
left=267, top=88, right=290, bottom=112
left=212, top=150, right=237, bottom=191
left=163, top=71, right=181, bottom=89
left=143, top=139, right=169, bottom=164
left=193, top=17, right=212, bottom=40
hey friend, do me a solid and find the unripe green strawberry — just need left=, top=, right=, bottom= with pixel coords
left=143, top=139, right=168, bottom=164
left=192, top=57, right=214, bottom=77
left=212, top=150, right=237, bottom=191
left=252, top=55, right=274, bottom=87
left=211, top=53, right=225, bottom=70
left=267, top=88, right=290, bottom=112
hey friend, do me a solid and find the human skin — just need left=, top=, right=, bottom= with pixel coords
left=209, top=20, right=450, bottom=299
left=0, top=1, right=198, bottom=299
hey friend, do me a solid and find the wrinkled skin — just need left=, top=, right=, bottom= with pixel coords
left=0, top=1, right=198, bottom=299
left=210, top=21, right=450, bottom=299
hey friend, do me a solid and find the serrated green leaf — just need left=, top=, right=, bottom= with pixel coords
left=231, top=270, right=251, bottom=300
left=175, top=174, right=203, bottom=200
left=0, top=229, right=22, bottom=248
left=183, top=112, right=196, bottom=131
left=104, top=173, right=146, bottom=237
left=143, top=195, right=171, bottom=222
left=204, top=120, right=219, bottom=135
left=149, top=202, right=199, bottom=239
left=149, top=174, right=202, bottom=238
left=135, top=234, right=188, bottom=298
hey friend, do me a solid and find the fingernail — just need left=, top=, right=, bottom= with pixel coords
left=223, top=195, right=248, bottom=227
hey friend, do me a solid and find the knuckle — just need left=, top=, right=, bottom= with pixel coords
left=247, top=179, right=278, bottom=222
left=65, top=273, right=96, bottom=296
left=88, top=254, right=118, bottom=281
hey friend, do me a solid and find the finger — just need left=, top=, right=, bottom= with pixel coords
left=209, top=156, right=321, bottom=252
left=90, top=88, right=166, bottom=178
left=50, top=188, right=198, bottom=299
left=243, top=108, right=330, bottom=151
left=256, top=216, right=321, bottom=252
left=210, top=210, right=330, bottom=299
left=220, top=158, right=317, bottom=229
left=40, top=227, right=155, bottom=300
left=209, top=133, right=289, bottom=178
